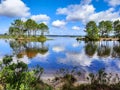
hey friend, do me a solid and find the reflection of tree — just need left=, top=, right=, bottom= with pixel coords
left=9, top=40, right=49, bottom=59
left=112, top=41, right=120, bottom=58
left=25, top=47, right=39, bottom=59
left=25, top=42, right=48, bottom=58
left=85, top=42, right=97, bottom=57
left=9, top=40, right=26, bottom=58
left=97, top=41, right=111, bottom=58
left=39, top=42, right=48, bottom=55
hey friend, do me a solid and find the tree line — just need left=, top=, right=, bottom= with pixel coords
left=85, top=20, right=120, bottom=40
left=9, top=19, right=49, bottom=37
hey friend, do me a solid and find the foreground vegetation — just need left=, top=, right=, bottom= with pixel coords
left=1, top=56, right=120, bottom=90
left=0, top=56, right=51, bottom=90
left=51, top=68, right=120, bottom=90
left=0, top=56, right=52, bottom=90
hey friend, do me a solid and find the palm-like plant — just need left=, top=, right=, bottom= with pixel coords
left=12, top=19, right=24, bottom=36
left=9, top=27, right=20, bottom=36
left=25, top=19, right=36, bottom=36
left=38, top=23, right=49, bottom=36
left=9, top=19, right=49, bottom=38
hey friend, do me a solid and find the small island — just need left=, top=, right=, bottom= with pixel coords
left=77, top=20, right=120, bottom=41
left=0, top=19, right=49, bottom=42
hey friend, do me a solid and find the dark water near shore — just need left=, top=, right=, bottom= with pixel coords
left=0, top=37, right=120, bottom=79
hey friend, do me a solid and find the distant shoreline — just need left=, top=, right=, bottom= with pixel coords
left=46, top=35, right=82, bottom=37
left=76, top=37, right=120, bottom=41
left=0, top=35, right=120, bottom=41
left=0, top=34, right=82, bottom=37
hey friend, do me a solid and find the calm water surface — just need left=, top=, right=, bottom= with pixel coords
left=0, top=37, right=120, bottom=79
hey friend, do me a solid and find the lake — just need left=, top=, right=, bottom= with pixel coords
left=0, top=37, right=120, bottom=80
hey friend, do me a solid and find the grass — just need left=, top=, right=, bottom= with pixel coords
left=52, top=68, right=120, bottom=90
left=0, top=35, right=52, bottom=42
left=76, top=36, right=120, bottom=41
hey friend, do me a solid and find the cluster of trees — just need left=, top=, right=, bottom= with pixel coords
left=86, top=20, right=120, bottom=40
left=9, top=19, right=49, bottom=37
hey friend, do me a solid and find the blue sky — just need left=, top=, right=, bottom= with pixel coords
left=0, top=0, right=120, bottom=35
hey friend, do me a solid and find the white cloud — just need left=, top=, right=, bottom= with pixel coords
left=72, top=43, right=80, bottom=47
left=56, top=8, right=68, bottom=15
left=0, top=0, right=30, bottom=17
left=58, top=51, right=93, bottom=66
left=105, top=0, right=120, bottom=6
left=52, top=46, right=65, bottom=53
left=52, top=20, right=66, bottom=28
left=33, top=52, right=49, bottom=62
left=88, top=8, right=120, bottom=22
left=12, top=55, right=30, bottom=64
left=21, top=14, right=50, bottom=24
left=80, top=0, right=92, bottom=5
left=57, top=49, right=116, bottom=67
left=37, top=52, right=49, bottom=58
left=41, top=21, right=48, bottom=25
left=57, top=4, right=95, bottom=22
left=31, top=14, right=50, bottom=22
left=72, top=26, right=80, bottom=30
left=57, top=3, right=120, bottom=24
left=21, top=17, right=27, bottom=22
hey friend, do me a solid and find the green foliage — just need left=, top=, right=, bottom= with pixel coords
left=99, top=21, right=106, bottom=37
left=84, top=20, right=117, bottom=40
left=104, top=21, right=112, bottom=37
left=12, top=19, right=24, bottom=29
left=63, top=74, right=77, bottom=84
left=37, top=35, right=47, bottom=42
left=0, top=56, right=51, bottom=90
left=86, top=21, right=99, bottom=40
left=9, top=19, right=24, bottom=37
left=25, top=19, right=37, bottom=36
left=38, top=23, right=49, bottom=36
left=114, top=20, right=120, bottom=38
left=25, top=19, right=36, bottom=30
left=9, top=27, right=20, bottom=36
left=3, top=55, right=12, bottom=65
left=8, top=19, right=49, bottom=40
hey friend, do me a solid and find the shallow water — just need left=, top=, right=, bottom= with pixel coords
left=0, top=37, right=120, bottom=79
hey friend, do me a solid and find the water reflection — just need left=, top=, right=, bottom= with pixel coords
left=85, top=41, right=98, bottom=57
left=9, top=40, right=49, bottom=59
left=112, top=41, right=120, bottom=58
left=97, top=41, right=111, bottom=58
left=52, top=45, right=65, bottom=53
left=84, top=41, right=120, bottom=58
left=0, top=38, right=120, bottom=78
